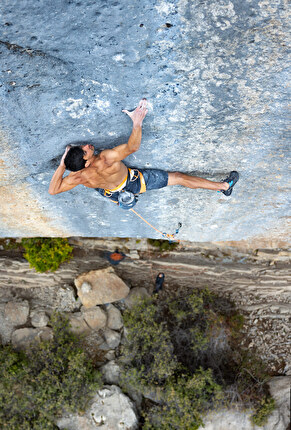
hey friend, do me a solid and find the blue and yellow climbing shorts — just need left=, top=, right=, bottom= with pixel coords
left=95, top=168, right=168, bottom=202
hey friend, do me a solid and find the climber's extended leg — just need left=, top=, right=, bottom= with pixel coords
left=167, top=172, right=230, bottom=191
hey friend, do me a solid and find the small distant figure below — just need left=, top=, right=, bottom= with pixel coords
left=106, top=249, right=126, bottom=265
left=153, top=273, right=165, bottom=294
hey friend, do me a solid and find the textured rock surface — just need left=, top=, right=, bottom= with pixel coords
left=124, top=286, right=151, bottom=309
left=81, top=305, right=107, bottom=329
left=0, top=1, right=289, bottom=241
left=30, top=310, right=49, bottom=328
left=106, top=303, right=124, bottom=330
left=0, top=239, right=290, bottom=370
left=68, top=312, right=91, bottom=335
left=75, top=267, right=130, bottom=306
left=100, top=360, right=121, bottom=385
left=103, top=328, right=121, bottom=349
left=4, top=300, right=29, bottom=325
left=57, top=385, right=138, bottom=430
left=11, top=327, right=53, bottom=350
left=200, top=376, right=291, bottom=430
left=267, top=376, right=291, bottom=430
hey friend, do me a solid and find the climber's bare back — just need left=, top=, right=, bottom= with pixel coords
left=71, top=152, right=128, bottom=190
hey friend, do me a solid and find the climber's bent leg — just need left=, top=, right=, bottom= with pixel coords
left=167, top=172, right=229, bottom=191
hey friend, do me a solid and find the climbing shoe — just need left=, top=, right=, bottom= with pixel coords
left=221, top=171, right=239, bottom=196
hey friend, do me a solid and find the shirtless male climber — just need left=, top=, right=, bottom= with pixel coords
left=49, top=98, right=239, bottom=209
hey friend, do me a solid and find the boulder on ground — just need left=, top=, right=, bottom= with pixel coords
left=103, top=328, right=121, bottom=349
left=106, top=304, right=123, bottom=330
left=68, top=313, right=91, bottom=335
left=123, top=287, right=150, bottom=309
left=5, top=300, right=29, bottom=325
left=30, top=310, right=49, bottom=328
left=12, top=327, right=53, bottom=351
left=74, top=267, right=130, bottom=307
left=100, top=360, right=121, bottom=385
left=81, top=306, right=107, bottom=330
left=104, top=350, right=116, bottom=361
left=57, top=385, right=138, bottom=430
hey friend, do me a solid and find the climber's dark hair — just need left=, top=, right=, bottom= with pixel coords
left=64, top=146, right=86, bottom=171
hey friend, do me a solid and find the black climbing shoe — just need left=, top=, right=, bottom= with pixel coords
left=221, top=171, right=239, bottom=196
left=153, top=273, right=165, bottom=294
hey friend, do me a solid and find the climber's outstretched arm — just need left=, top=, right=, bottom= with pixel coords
left=100, top=98, right=148, bottom=164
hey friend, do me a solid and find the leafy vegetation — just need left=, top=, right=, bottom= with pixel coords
left=147, top=238, right=178, bottom=252
left=120, top=289, right=274, bottom=428
left=0, top=313, right=101, bottom=429
left=21, top=238, right=73, bottom=272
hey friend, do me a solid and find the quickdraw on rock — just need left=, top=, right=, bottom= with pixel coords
left=162, top=222, right=182, bottom=243
left=130, top=208, right=182, bottom=242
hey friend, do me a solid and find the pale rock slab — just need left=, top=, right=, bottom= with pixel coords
left=74, top=267, right=130, bottom=307
left=12, top=327, right=53, bottom=351
left=5, top=300, right=29, bottom=325
left=123, top=287, right=150, bottom=309
left=106, top=304, right=123, bottom=330
left=81, top=306, right=107, bottom=330
left=57, top=385, right=138, bottom=430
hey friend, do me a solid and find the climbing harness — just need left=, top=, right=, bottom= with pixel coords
left=100, top=168, right=182, bottom=241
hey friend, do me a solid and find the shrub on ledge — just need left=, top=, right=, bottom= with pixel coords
left=21, top=237, right=73, bottom=272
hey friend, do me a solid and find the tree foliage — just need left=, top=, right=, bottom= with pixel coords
left=120, top=289, right=274, bottom=428
left=0, top=313, right=101, bottom=429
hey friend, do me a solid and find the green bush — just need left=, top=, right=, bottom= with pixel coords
left=21, top=238, right=73, bottom=272
left=0, top=313, right=101, bottom=429
left=147, top=238, right=178, bottom=252
left=120, top=289, right=275, bottom=429
left=120, top=290, right=226, bottom=428
left=143, top=368, right=223, bottom=430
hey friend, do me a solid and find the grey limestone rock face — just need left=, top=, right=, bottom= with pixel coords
left=0, top=0, right=289, bottom=242
left=74, top=267, right=130, bottom=307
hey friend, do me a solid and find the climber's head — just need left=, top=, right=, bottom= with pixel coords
left=64, top=144, right=95, bottom=171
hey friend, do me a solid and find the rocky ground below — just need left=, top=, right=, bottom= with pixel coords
left=0, top=238, right=290, bottom=374
left=0, top=238, right=290, bottom=429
